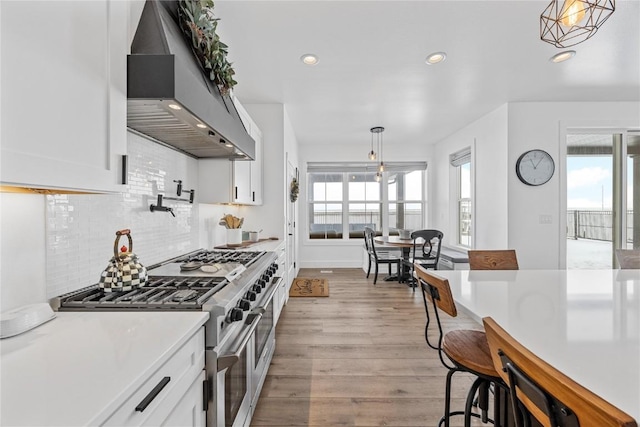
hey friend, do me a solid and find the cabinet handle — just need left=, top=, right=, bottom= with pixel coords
left=202, top=379, right=210, bottom=412
left=252, top=191, right=255, bottom=202
left=235, top=186, right=238, bottom=200
left=121, top=155, right=128, bottom=185
left=135, top=376, right=170, bottom=412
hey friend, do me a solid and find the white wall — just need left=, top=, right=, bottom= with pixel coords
left=431, top=101, right=640, bottom=269
left=506, top=101, right=640, bottom=268
left=298, top=140, right=431, bottom=268
left=430, top=104, right=509, bottom=250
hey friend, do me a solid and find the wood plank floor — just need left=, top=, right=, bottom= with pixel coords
left=250, top=268, right=489, bottom=427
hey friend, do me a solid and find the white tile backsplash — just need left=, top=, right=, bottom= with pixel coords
left=45, top=132, right=200, bottom=298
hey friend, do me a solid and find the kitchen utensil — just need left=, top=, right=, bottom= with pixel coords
left=226, top=228, right=242, bottom=245
left=98, top=229, right=148, bottom=292
left=248, top=231, right=260, bottom=242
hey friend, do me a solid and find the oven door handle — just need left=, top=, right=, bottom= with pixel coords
left=217, top=310, right=263, bottom=372
left=260, top=277, right=281, bottom=307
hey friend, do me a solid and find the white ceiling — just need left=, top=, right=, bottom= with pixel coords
left=214, top=1, right=640, bottom=148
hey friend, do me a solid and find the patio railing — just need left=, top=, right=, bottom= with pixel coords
left=567, top=210, right=634, bottom=243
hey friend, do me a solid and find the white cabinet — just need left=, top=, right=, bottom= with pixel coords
left=199, top=97, right=263, bottom=205
left=150, top=371, right=206, bottom=427
left=232, top=96, right=263, bottom=205
left=274, top=241, right=288, bottom=323
left=103, top=327, right=206, bottom=427
left=0, top=0, right=127, bottom=193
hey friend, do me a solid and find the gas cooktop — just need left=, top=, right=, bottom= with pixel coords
left=52, top=249, right=270, bottom=311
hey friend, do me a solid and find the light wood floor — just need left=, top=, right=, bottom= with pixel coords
left=251, top=268, right=488, bottom=427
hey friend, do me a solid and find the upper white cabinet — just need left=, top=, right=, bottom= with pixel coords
left=198, top=97, right=263, bottom=205
left=0, top=0, right=127, bottom=193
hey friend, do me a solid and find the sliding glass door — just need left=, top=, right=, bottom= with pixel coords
left=566, top=131, right=639, bottom=268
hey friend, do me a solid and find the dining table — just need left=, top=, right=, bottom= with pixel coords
left=431, top=268, right=640, bottom=421
left=374, top=235, right=418, bottom=282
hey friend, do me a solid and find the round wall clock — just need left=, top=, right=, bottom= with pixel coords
left=515, top=149, right=555, bottom=186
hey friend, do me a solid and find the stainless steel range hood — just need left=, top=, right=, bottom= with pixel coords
left=127, top=0, right=254, bottom=159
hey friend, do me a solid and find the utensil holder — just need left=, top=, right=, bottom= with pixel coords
left=226, top=228, right=242, bottom=245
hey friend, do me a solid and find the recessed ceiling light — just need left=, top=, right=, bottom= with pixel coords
left=196, top=123, right=207, bottom=129
left=550, top=50, right=576, bottom=63
left=168, top=103, right=182, bottom=110
left=225, top=143, right=233, bottom=148
left=425, top=52, right=447, bottom=65
left=300, top=54, right=319, bottom=65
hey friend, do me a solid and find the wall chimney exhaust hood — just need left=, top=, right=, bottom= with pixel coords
left=127, top=0, right=254, bottom=159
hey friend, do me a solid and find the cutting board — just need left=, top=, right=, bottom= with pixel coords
left=214, top=238, right=276, bottom=249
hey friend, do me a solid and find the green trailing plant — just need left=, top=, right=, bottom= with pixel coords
left=290, top=178, right=299, bottom=202
left=178, top=0, right=237, bottom=95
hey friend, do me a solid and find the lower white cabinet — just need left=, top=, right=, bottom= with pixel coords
left=274, top=241, right=288, bottom=323
left=151, top=371, right=206, bottom=427
left=103, top=328, right=205, bottom=427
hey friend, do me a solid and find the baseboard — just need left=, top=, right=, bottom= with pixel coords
left=299, top=260, right=362, bottom=268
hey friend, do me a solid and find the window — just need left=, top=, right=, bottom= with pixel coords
left=308, top=173, right=343, bottom=239
left=388, top=170, right=423, bottom=233
left=451, top=148, right=472, bottom=247
left=307, top=162, right=426, bottom=240
left=348, top=173, right=381, bottom=238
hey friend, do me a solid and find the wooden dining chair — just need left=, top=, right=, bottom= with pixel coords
left=414, top=264, right=507, bottom=427
left=483, top=317, right=637, bottom=427
left=615, top=249, right=640, bottom=269
left=364, top=227, right=401, bottom=284
left=402, top=229, right=443, bottom=288
left=468, top=250, right=519, bottom=270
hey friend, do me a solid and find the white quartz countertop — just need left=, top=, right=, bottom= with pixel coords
left=433, top=269, right=640, bottom=421
left=1, top=311, right=209, bottom=426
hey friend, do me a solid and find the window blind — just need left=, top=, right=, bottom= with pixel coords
left=450, top=147, right=471, bottom=167
left=307, top=161, right=427, bottom=173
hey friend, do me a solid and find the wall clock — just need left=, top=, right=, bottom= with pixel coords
left=515, top=149, right=555, bottom=186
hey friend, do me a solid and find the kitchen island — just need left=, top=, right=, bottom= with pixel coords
left=1, top=311, right=209, bottom=426
left=432, top=269, right=640, bottom=421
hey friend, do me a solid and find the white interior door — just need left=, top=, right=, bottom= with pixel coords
left=286, top=159, right=297, bottom=282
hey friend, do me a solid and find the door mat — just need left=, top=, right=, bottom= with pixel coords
left=289, top=278, right=329, bottom=297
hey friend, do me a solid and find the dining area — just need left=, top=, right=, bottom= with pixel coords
left=363, top=229, right=639, bottom=426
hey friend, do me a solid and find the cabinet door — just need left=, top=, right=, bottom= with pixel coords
left=0, top=0, right=126, bottom=193
left=249, top=125, right=263, bottom=205
left=159, top=371, right=206, bottom=427
left=233, top=160, right=252, bottom=204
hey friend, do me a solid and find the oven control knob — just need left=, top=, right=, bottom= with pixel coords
left=229, top=308, right=243, bottom=322
left=258, top=279, right=267, bottom=288
left=246, top=291, right=257, bottom=301
left=238, top=299, right=251, bottom=311
left=252, top=284, right=262, bottom=294
left=262, top=273, right=271, bottom=282
left=272, top=263, right=279, bottom=271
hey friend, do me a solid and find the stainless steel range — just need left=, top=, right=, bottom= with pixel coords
left=52, top=249, right=281, bottom=427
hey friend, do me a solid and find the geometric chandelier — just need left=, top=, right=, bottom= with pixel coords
left=540, top=0, right=615, bottom=48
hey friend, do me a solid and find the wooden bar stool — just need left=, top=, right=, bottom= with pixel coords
left=483, top=317, right=637, bottom=427
left=415, top=264, right=507, bottom=427
left=468, top=250, right=519, bottom=270
left=615, top=249, right=640, bottom=269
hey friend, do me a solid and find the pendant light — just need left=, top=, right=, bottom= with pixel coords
left=368, top=128, right=377, bottom=160
left=540, top=0, right=615, bottom=48
left=370, top=126, right=385, bottom=182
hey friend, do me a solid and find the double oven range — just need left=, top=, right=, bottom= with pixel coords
left=51, top=249, right=280, bottom=427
